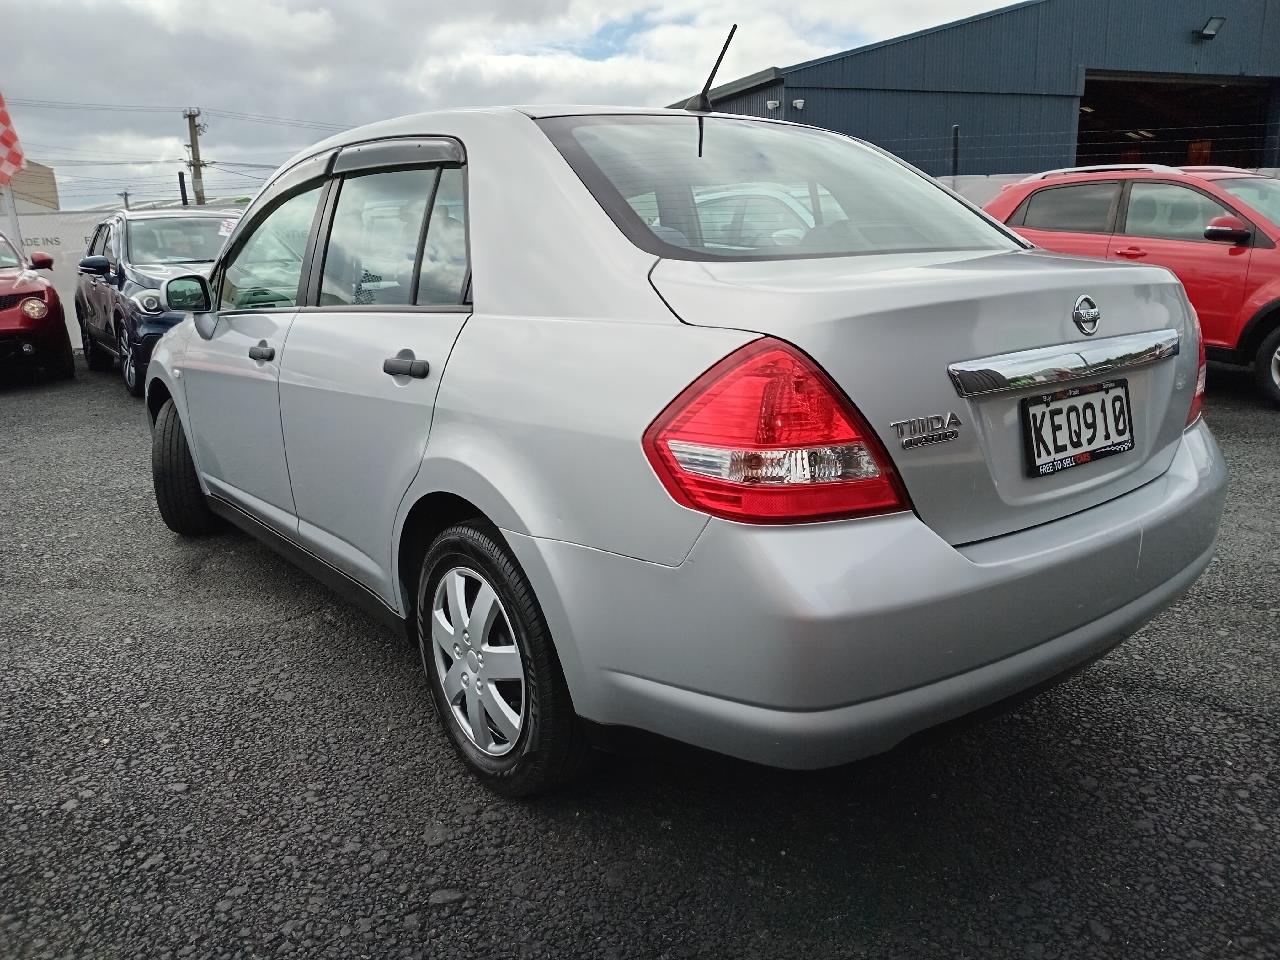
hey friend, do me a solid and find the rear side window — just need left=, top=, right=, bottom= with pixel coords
left=416, top=167, right=468, bottom=306
left=539, top=115, right=1015, bottom=261
left=1122, top=182, right=1232, bottom=241
left=320, top=168, right=436, bottom=307
left=1019, top=183, right=1119, bottom=233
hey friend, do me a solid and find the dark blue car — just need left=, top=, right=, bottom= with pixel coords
left=76, top=208, right=240, bottom=395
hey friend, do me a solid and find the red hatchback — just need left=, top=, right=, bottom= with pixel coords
left=986, top=165, right=1280, bottom=406
left=0, top=232, right=73, bottom=380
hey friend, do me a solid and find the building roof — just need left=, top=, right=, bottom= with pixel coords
left=682, top=0, right=1052, bottom=106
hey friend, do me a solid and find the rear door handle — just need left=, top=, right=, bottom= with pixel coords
left=383, top=356, right=430, bottom=379
left=248, top=341, right=275, bottom=362
left=1114, top=247, right=1148, bottom=259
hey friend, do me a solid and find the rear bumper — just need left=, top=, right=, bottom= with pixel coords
left=505, top=421, right=1226, bottom=769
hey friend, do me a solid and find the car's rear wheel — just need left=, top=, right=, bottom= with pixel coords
left=119, top=325, right=144, bottom=397
left=151, top=399, right=221, bottom=536
left=81, top=318, right=113, bottom=372
left=1255, top=326, right=1280, bottom=408
left=418, top=522, right=589, bottom=796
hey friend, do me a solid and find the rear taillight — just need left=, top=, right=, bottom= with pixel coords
left=1187, top=315, right=1206, bottom=426
left=643, top=338, right=910, bottom=524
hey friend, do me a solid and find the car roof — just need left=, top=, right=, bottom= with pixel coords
left=272, top=105, right=792, bottom=184
left=1015, top=165, right=1267, bottom=188
left=116, top=208, right=242, bottom=221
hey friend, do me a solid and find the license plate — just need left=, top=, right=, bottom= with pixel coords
left=1021, top=379, right=1135, bottom=478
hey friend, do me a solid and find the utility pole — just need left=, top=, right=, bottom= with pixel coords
left=183, top=107, right=207, bottom=205
left=118, top=190, right=130, bottom=210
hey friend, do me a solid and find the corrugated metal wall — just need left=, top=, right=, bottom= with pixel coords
left=712, top=81, right=785, bottom=120
left=717, top=0, right=1280, bottom=175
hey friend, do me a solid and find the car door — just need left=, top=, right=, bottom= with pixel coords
left=1107, top=180, right=1252, bottom=348
left=277, top=139, right=471, bottom=603
left=78, top=224, right=108, bottom=335
left=96, top=220, right=124, bottom=340
left=1005, top=180, right=1120, bottom=258
left=179, top=160, right=329, bottom=534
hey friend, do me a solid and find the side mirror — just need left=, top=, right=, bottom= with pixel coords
left=161, top=275, right=213, bottom=313
left=1204, top=215, right=1252, bottom=245
left=29, top=251, right=54, bottom=270
left=78, top=255, right=110, bottom=275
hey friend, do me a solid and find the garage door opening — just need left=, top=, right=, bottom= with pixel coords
left=1076, top=73, right=1270, bottom=169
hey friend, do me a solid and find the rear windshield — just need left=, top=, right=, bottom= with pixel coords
left=1216, top=177, right=1280, bottom=224
left=539, top=115, right=1017, bottom=262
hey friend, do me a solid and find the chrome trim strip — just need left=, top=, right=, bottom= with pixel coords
left=948, top=328, right=1181, bottom=399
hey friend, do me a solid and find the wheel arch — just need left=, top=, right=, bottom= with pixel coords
left=146, top=377, right=173, bottom=424
left=1239, top=299, right=1280, bottom=362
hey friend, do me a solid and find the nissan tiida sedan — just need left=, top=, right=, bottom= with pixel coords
left=144, top=107, right=1226, bottom=795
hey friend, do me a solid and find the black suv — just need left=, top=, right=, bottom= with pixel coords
left=76, top=208, right=240, bottom=395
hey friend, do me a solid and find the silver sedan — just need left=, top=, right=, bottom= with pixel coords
left=144, top=106, right=1226, bottom=794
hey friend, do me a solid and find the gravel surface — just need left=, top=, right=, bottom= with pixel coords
left=2, top=359, right=1277, bottom=960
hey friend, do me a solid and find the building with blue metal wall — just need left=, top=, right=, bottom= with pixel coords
left=685, top=0, right=1280, bottom=176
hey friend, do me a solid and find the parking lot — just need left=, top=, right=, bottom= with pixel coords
left=1, top=360, right=1276, bottom=960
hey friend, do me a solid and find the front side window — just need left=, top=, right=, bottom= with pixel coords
left=416, top=167, right=468, bottom=305
left=1123, top=182, right=1233, bottom=241
left=0, top=235, right=20, bottom=269
left=539, top=115, right=1015, bottom=261
left=1020, top=183, right=1119, bottom=233
left=219, top=185, right=323, bottom=310
left=88, top=225, right=107, bottom=256
left=103, top=224, right=119, bottom=264
left=320, top=168, right=436, bottom=307
left=128, top=217, right=235, bottom=265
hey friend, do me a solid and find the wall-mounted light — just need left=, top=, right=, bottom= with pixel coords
left=1198, top=16, right=1226, bottom=38
left=765, top=100, right=780, bottom=110
left=1079, top=105, right=1096, bottom=114
left=792, top=98, right=806, bottom=110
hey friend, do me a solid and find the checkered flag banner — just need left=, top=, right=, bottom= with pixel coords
left=0, top=92, right=27, bottom=187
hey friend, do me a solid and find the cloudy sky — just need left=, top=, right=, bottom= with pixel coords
left=4, top=0, right=1007, bottom=208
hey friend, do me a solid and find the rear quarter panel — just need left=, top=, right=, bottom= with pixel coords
left=399, top=313, right=754, bottom=570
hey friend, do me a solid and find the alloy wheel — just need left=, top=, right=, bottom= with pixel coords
left=1271, top=345, right=1280, bottom=388
left=427, top=566, right=526, bottom=757
left=119, top=329, right=136, bottom=391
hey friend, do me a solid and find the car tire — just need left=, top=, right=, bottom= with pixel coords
left=118, top=325, right=144, bottom=397
left=418, top=521, right=589, bottom=796
left=82, top=322, right=113, bottom=372
left=151, top=399, right=221, bottom=536
left=1255, top=326, right=1280, bottom=408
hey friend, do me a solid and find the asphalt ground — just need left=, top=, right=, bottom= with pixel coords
left=2, top=357, right=1277, bottom=960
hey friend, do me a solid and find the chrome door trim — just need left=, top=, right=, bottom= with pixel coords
left=948, top=328, right=1181, bottom=399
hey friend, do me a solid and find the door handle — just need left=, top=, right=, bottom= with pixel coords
left=1114, top=247, right=1148, bottom=259
left=248, top=341, right=275, bottom=362
left=383, top=356, right=430, bottom=379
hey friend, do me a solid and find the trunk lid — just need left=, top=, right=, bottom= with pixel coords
left=651, top=248, right=1198, bottom=545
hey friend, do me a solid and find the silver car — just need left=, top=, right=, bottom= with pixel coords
left=145, top=107, right=1226, bottom=795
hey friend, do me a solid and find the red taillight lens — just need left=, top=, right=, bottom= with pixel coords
left=643, top=338, right=910, bottom=523
left=1187, top=316, right=1206, bottom=426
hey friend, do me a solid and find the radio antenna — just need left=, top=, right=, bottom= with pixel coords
left=683, top=24, right=737, bottom=113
